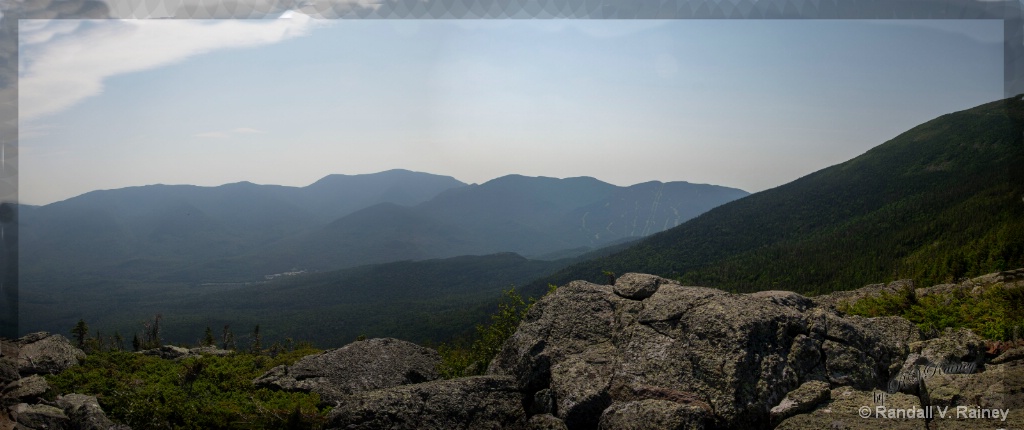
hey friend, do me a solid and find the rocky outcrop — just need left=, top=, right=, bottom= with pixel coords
left=812, top=279, right=915, bottom=310
left=325, top=375, right=525, bottom=430
left=488, top=274, right=923, bottom=429
left=137, top=345, right=232, bottom=360
left=775, top=386, right=926, bottom=430
left=0, top=333, right=128, bottom=430
left=1, top=375, right=52, bottom=406
left=768, top=380, right=830, bottom=425
left=9, top=403, right=70, bottom=429
left=138, top=345, right=193, bottom=360
left=55, top=393, right=120, bottom=430
left=255, top=337, right=441, bottom=405
left=15, top=333, right=85, bottom=376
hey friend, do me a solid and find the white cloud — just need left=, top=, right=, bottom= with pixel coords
left=18, top=20, right=84, bottom=47
left=19, top=14, right=326, bottom=122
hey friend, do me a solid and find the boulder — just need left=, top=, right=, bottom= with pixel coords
left=0, top=358, right=19, bottom=387
left=775, top=386, right=925, bottom=430
left=325, top=375, right=525, bottom=430
left=612, top=273, right=661, bottom=301
left=918, top=359, right=1024, bottom=429
left=769, top=380, right=830, bottom=425
left=991, top=346, right=1024, bottom=365
left=10, top=403, right=69, bottom=430
left=139, top=345, right=194, bottom=360
left=1, top=375, right=50, bottom=405
left=254, top=338, right=440, bottom=405
left=0, top=341, right=19, bottom=387
left=188, top=346, right=232, bottom=357
left=598, top=399, right=706, bottom=430
left=889, top=328, right=986, bottom=397
left=528, top=414, right=568, bottom=430
left=489, top=275, right=921, bottom=429
left=55, top=393, right=117, bottom=430
left=813, top=279, right=915, bottom=310
left=16, top=333, right=85, bottom=376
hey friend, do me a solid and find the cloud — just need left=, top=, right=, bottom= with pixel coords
left=19, top=14, right=326, bottom=122
left=194, top=127, right=266, bottom=138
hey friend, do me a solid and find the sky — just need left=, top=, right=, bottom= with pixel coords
left=18, top=18, right=1003, bottom=206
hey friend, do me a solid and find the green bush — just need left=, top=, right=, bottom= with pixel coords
left=46, top=348, right=327, bottom=429
left=843, top=283, right=1024, bottom=341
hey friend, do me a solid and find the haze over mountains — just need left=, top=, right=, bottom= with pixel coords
left=20, top=171, right=748, bottom=343
left=20, top=96, right=1024, bottom=348
left=20, top=171, right=748, bottom=283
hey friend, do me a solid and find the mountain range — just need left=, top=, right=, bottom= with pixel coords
left=20, top=96, right=1024, bottom=348
left=19, top=171, right=748, bottom=342
left=19, top=170, right=748, bottom=283
left=529, top=95, right=1024, bottom=296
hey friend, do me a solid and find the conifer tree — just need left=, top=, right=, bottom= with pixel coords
left=71, top=319, right=89, bottom=349
left=202, top=326, right=215, bottom=347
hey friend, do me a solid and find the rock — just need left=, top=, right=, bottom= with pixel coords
left=255, top=338, right=440, bottom=405
left=991, top=346, right=1024, bottom=364
left=889, top=328, right=986, bottom=398
left=529, top=388, right=555, bottom=415
left=325, top=375, right=525, bottom=430
left=10, top=403, right=69, bottom=430
left=598, top=399, right=707, bottom=430
left=188, top=346, right=232, bottom=357
left=0, top=359, right=19, bottom=387
left=813, top=279, right=915, bottom=309
left=775, top=386, right=925, bottom=430
left=917, top=359, right=1024, bottom=429
left=749, top=290, right=816, bottom=312
left=55, top=393, right=117, bottom=430
left=769, top=380, right=830, bottom=425
left=549, top=348, right=615, bottom=429
left=612, top=273, right=662, bottom=300
left=913, top=328, right=986, bottom=369
left=139, top=345, right=194, bottom=360
left=528, top=414, right=568, bottom=430
left=809, top=311, right=921, bottom=390
left=1, top=375, right=50, bottom=405
left=16, top=333, right=85, bottom=376
left=489, top=276, right=921, bottom=429
left=0, top=343, right=19, bottom=387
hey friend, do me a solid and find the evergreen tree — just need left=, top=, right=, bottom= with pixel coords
left=132, top=333, right=141, bottom=352
left=71, top=319, right=89, bottom=349
left=113, top=332, right=125, bottom=351
left=202, top=326, right=215, bottom=347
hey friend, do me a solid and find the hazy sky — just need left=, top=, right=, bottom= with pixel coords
left=19, top=18, right=1003, bottom=206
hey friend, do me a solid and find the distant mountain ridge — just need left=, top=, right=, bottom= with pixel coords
left=19, top=169, right=467, bottom=278
left=19, top=168, right=747, bottom=344
left=530, top=95, right=1024, bottom=296
left=19, top=170, right=748, bottom=283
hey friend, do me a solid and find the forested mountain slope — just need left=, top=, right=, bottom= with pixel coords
left=531, top=96, right=1024, bottom=295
